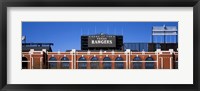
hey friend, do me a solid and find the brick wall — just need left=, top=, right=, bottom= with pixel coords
left=22, top=49, right=178, bottom=69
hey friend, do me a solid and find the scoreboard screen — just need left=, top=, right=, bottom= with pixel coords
left=88, top=35, right=116, bottom=47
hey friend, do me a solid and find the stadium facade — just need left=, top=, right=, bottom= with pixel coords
left=22, top=25, right=178, bottom=69
left=22, top=48, right=178, bottom=69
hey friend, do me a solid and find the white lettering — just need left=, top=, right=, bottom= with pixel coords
left=91, top=40, right=113, bottom=44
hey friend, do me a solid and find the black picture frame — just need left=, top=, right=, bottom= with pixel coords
left=0, top=0, right=199, bottom=91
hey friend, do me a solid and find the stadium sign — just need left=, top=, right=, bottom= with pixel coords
left=88, top=35, right=116, bottom=47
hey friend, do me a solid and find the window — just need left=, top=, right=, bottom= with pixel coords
left=103, top=57, right=112, bottom=69
left=22, top=57, right=28, bottom=69
left=61, top=57, right=70, bottom=69
left=145, top=57, right=154, bottom=69
left=115, top=57, right=124, bottom=69
left=133, top=57, right=142, bottom=69
left=90, top=57, right=99, bottom=69
left=49, top=57, right=57, bottom=69
left=78, top=57, right=87, bottom=69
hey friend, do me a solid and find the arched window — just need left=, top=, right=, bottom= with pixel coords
left=49, top=57, right=57, bottom=69
left=90, top=56, right=99, bottom=69
left=22, top=57, right=28, bottom=69
left=78, top=57, right=87, bottom=69
left=103, top=57, right=112, bottom=69
left=145, top=57, right=154, bottom=69
left=133, top=57, right=142, bottom=69
left=115, top=57, right=124, bottom=69
left=61, top=57, right=70, bottom=69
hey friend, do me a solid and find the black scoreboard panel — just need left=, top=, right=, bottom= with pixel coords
left=81, top=36, right=88, bottom=50
left=81, top=35, right=123, bottom=50
left=116, top=36, right=123, bottom=50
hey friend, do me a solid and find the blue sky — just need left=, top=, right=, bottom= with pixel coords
left=22, top=22, right=178, bottom=52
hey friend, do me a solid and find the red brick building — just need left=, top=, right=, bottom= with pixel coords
left=22, top=49, right=178, bottom=69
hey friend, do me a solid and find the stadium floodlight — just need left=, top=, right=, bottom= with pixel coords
left=152, top=25, right=177, bottom=35
left=152, top=25, right=178, bottom=43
